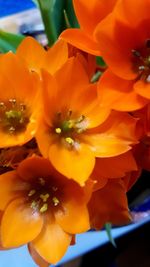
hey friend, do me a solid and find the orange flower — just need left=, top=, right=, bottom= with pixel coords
left=95, top=0, right=150, bottom=100
left=36, top=57, right=138, bottom=185
left=88, top=179, right=131, bottom=229
left=16, top=37, right=68, bottom=75
left=0, top=52, right=41, bottom=147
left=60, top=0, right=118, bottom=55
left=0, top=156, right=91, bottom=265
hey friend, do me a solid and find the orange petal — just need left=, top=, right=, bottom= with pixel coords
left=55, top=202, right=90, bottom=234
left=32, top=216, right=71, bottom=264
left=44, top=39, right=68, bottom=74
left=122, top=169, right=142, bottom=192
left=0, top=171, right=29, bottom=210
left=42, top=57, right=89, bottom=118
left=73, top=0, right=118, bottom=34
left=49, top=143, right=95, bottom=186
left=60, top=29, right=100, bottom=56
left=88, top=179, right=131, bottom=229
left=28, top=243, right=49, bottom=267
left=1, top=198, right=43, bottom=248
left=85, top=133, right=134, bottom=158
left=36, top=118, right=54, bottom=158
left=94, top=14, right=138, bottom=80
left=134, top=80, right=150, bottom=100
left=17, top=156, right=54, bottom=182
left=0, top=52, right=40, bottom=103
left=114, top=0, right=150, bottom=28
left=98, top=69, right=148, bottom=111
left=93, top=151, right=137, bottom=179
left=16, top=37, right=46, bottom=73
left=55, top=182, right=90, bottom=234
left=85, top=111, right=138, bottom=157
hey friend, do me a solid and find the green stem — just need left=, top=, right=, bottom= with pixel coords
left=37, top=0, right=57, bottom=46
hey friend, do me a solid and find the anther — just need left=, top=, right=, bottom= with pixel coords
left=31, top=200, right=39, bottom=210
left=40, top=203, right=48, bottom=213
left=65, top=137, right=74, bottom=145
left=52, top=186, right=58, bottom=192
left=139, top=66, right=145, bottom=71
left=28, top=189, right=36, bottom=197
left=0, top=102, right=5, bottom=109
left=52, top=197, right=60, bottom=206
left=40, top=193, right=50, bottom=202
left=9, top=126, right=15, bottom=133
left=132, top=49, right=141, bottom=57
left=20, top=103, right=26, bottom=111
left=55, top=128, right=62, bottom=134
left=39, top=177, right=46, bottom=186
left=9, top=99, right=16, bottom=107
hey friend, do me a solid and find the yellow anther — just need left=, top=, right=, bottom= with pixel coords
left=28, top=189, right=36, bottom=197
left=52, top=197, right=60, bottom=206
left=65, top=137, right=74, bottom=145
left=40, top=193, right=50, bottom=202
left=55, top=128, right=62, bottom=134
left=39, top=177, right=45, bottom=186
left=31, top=201, right=38, bottom=210
left=68, top=120, right=74, bottom=128
left=40, top=203, right=48, bottom=213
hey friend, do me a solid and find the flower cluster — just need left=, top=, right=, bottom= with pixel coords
left=0, top=0, right=149, bottom=266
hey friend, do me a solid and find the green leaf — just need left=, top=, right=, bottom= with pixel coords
left=0, top=31, right=24, bottom=53
left=52, top=0, right=65, bottom=35
left=35, top=0, right=57, bottom=46
left=64, top=0, right=79, bottom=28
left=105, top=223, right=116, bottom=247
left=96, top=56, right=107, bottom=67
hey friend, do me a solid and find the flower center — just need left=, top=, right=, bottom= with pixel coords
left=0, top=99, right=29, bottom=134
left=53, top=110, right=88, bottom=148
left=28, top=177, right=60, bottom=214
left=132, top=39, right=150, bottom=82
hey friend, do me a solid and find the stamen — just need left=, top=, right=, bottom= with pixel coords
left=55, top=127, right=62, bottom=134
left=68, top=110, right=72, bottom=117
left=65, top=137, right=74, bottom=145
left=40, top=203, right=48, bottom=213
left=132, top=49, right=141, bottom=57
left=39, top=177, right=46, bottom=186
left=0, top=102, right=5, bottom=109
left=20, top=103, right=26, bottom=111
left=28, top=189, right=36, bottom=197
left=52, top=186, right=58, bottom=192
left=8, top=126, right=15, bottom=133
left=52, top=197, right=60, bottom=206
left=139, top=66, right=145, bottom=71
left=31, top=200, right=39, bottom=210
left=61, top=120, right=74, bottom=131
left=77, top=115, right=85, bottom=123
left=40, top=193, right=50, bottom=202
left=9, top=99, right=16, bottom=107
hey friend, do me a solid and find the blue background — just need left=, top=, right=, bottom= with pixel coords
left=0, top=0, right=35, bottom=17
